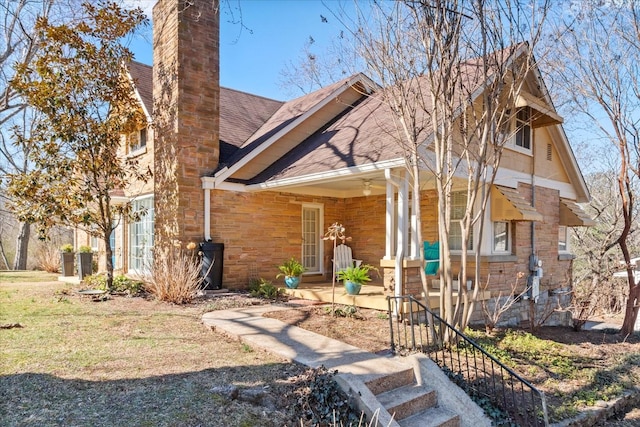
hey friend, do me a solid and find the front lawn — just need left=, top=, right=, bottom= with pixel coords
left=0, top=277, right=307, bottom=426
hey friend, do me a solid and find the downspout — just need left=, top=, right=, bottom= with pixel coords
left=204, top=188, right=211, bottom=241
left=201, top=177, right=214, bottom=241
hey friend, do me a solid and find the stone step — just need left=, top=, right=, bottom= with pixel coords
left=376, top=383, right=437, bottom=421
left=398, top=407, right=461, bottom=427
left=365, top=367, right=415, bottom=395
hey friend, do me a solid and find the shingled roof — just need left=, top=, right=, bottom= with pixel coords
left=125, top=61, right=283, bottom=164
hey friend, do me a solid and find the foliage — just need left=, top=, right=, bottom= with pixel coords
left=78, top=245, right=92, bottom=253
left=143, top=241, right=204, bottom=304
left=323, top=304, right=361, bottom=319
left=7, top=1, right=150, bottom=290
left=84, top=273, right=144, bottom=296
left=248, top=278, right=281, bottom=299
left=462, top=327, right=640, bottom=422
left=291, top=366, right=364, bottom=426
left=60, top=244, right=74, bottom=253
left=337, top=264, right=377, bottom=285
left=34, top=243, right=62, bottom=273
left=276, top=257, right=305, bottom=278
left=481, top=272, right=528, bottom=332
left=551, top=2, right=640, bottom=335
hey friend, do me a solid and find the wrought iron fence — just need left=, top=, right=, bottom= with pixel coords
left=387, top=295, right=549, bottom=427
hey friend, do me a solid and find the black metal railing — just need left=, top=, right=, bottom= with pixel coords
left=387, top=295, right=549, bottom=427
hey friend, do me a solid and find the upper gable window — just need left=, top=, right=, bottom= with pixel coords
left=515, top=108, right=531, bottom=150
left=129, top=127, right=147, bottom=154
left=499, top=107, right=532, bottom=153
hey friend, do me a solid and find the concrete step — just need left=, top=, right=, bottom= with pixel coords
left=398, top=406, right=461, bottom=427
left=376, top=383, right=437, bottom=421
left=365, top=367, right=415, bottom=395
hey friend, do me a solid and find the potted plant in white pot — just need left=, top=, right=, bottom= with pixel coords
left=276, top=257, right=305, bottom=289
left=60, top=244, right=75, bottom=277
left=337, top=264, right=377, bottom=295
left=77, top=245, right=93, bottom=280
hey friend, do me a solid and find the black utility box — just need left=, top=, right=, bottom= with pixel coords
left=199, top=242, right=223, bottom=290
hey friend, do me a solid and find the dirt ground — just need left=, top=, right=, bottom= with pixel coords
left=262, top=301, right=640, bottom=426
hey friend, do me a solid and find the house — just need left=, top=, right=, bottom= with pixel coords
left=83, top=0, right=593, bottom=326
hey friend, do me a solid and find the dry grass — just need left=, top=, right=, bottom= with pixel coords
left=0, top=276, right=308, bottom=427
left=143, top=244, right=205, bottom=304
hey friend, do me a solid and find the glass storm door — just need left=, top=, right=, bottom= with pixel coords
left=302, top=206, right=322, bottom=273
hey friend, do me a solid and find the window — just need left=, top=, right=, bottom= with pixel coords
left=449, top=191, right=473, bottom=251
left=493, top=221, right=510, bottom=253
left=515, top=108, right=531, bottom=150
left=129, top=127, right=147, bottom=153
left=129, top=196, right=154, bottom=272
left=499, top=107, right=532, bottom=151
left=558, top=226, right=568, bottom=252
left=90, top=235, right=99, bottom=252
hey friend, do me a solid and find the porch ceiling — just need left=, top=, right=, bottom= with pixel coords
left=246, top=168, right=441, bottom=198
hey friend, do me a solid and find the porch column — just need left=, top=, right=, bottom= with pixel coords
left=384, top=172, right=395, bottom=260
left=410, top=186, right=419, bottom=259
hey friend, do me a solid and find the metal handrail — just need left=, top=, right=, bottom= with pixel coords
left=387, top=295, right=549, bottom=427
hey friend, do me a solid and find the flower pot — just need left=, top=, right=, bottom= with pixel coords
left=61, top=252, right=75, bottom=276
left=344, top=280, right=362, bottom=295
left=284, top=275, right=301, bottom=289
left=77, top=252, right=93, bottom=279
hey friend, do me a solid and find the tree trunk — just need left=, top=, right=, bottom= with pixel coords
left=104, top=231, right=114, bottom=291
left=620, top=278, right=639, bottom=335
left=12, top=221, right=30, bottom=270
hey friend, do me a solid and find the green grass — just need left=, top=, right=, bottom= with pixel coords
left=464, top=327, right=640, bottom=422
left=0, top=270, right=60, bottom=283
left=0, top=278, right=306, bottom=426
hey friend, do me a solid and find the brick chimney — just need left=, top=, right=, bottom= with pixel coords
left=152, top=0, right=220, bottom=249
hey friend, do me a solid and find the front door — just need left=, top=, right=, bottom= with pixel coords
left=302, top=205, right=323, bottom=274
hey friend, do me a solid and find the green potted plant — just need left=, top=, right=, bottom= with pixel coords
left=77, top=245, right=93, bottom=280
left=276, top=257, right=305, bottom=289
left=337, top=264, right=377, bottom=295
left=60, top=244, right=75, bottom=277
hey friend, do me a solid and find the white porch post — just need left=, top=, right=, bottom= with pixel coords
left=410, top=187, right=419, bottom=259
left=396, top=171, right=409, bottom=299
left=384, top=172, right=395, bottom=260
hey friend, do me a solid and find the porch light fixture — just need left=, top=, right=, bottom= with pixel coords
left=362, top=180, right=372, bottom=196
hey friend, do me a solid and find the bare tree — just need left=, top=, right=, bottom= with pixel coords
left=553, top=3, right=640, bottom=335
left=327, top=0, right=552, bottom=330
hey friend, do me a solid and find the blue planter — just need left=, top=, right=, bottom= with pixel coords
left=284, top=276, right=301, bottom=289
left=344, top=280, right=362, bottom=295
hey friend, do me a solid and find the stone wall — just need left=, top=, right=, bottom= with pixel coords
left=152, top=0, right=220, bottom=251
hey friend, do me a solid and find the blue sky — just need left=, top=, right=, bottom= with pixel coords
left=128, top=0, right=344, bottom=101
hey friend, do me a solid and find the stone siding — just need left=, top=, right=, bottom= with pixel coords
left=152, top=0, right=220, bottom=251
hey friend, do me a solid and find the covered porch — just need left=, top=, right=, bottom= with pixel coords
left=280, top=275, right=490, bottom=312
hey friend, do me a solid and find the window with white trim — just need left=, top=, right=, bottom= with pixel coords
left=493, top=221, right=511, bottom=253
left=129, top=127, right=147, bottom=153
left=515, top=108, right=531, bottom=149
left=449, top=191, right=473, bottom=251
left=499, top=107, right=532, bottom=151
left=129, top=196, right=154, bottom=272
left=558, top=225, right=568, bottom=252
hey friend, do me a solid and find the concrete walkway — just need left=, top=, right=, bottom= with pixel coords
left=201, top=304, right=406, bottom=381
left=201, top=304, right=490, bottom=427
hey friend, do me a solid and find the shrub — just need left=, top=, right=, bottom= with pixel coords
left=78, top=245, right=92, bottom=253
left=35, top=243, right=61, bottom=273
left=60, top=243, right=74, bottom=253
left=83, top=274, right=144, bottom=296
left=249, top=278, right=281, bottom=299
left=143, top=241, right=204, bottom=304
